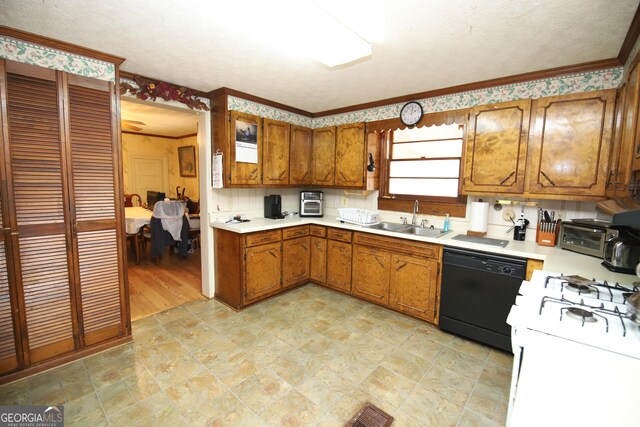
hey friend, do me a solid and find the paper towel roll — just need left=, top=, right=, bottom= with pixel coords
left=469, top=201, right=489, bottom=233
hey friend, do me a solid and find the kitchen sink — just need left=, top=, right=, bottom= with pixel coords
left=365, top=222, right=449, bottom=238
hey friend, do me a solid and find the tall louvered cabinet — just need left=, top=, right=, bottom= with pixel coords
left=0, top=60, right=129, bottom=378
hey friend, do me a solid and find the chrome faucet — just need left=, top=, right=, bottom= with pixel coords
left=411, top=200, right=419, bottom=225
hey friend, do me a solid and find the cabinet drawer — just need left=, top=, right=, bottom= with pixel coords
left=328, top=228, right=352, bottom=243
left=309, top=225, right=326, bottom=237
left=282, top=225, right=310, bottom=240
left=354, top=232, right=441, bottom=260
left=245, top=230, right=282, bottom=247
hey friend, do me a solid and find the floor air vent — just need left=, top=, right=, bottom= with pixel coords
left=345, top=402, right=394, bottom=427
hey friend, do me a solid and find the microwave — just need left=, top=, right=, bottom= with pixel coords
left=300, top=191, right=323, bottom=217
left=559, top=219, right=617, bottom=258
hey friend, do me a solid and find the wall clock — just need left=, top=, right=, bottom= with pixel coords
left=400, top=101, right=423, bottom=126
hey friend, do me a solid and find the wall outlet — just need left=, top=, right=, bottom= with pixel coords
left=341, top=197, right=348, bottom=207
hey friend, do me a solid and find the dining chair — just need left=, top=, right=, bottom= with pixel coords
left=143, top=200, right=190, bottom=263
left=124, top=193, right=142, bottom=207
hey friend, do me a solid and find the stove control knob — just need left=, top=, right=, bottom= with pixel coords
left=500, top=266, right=513, bottom=275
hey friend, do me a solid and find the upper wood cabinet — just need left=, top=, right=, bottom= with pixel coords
left=335, top=122, right=366, bottom=187
left=525, top=90, right=616, bottom=199
left=263, top=118, right=290, bottom=185
left=463, top=99, right=531, bottom=194
left=289, top=125, right=312, bottom=185
left=229, top=111, right=262, bottom=185
left=606, top=82, right=628, bottom=198
left=311, top=126, right=336, bottom=186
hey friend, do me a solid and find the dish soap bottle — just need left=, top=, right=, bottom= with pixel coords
left=443, top=214, right=450, bottom=232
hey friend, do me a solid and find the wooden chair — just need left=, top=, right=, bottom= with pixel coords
left=124, top=193, right=142, bottom=207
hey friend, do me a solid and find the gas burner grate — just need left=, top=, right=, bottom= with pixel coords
left=544, top=274, right=639, bottom=302
left=538, top=295, right=632, bottom=335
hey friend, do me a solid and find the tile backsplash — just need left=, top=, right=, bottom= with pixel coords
left=211, top=188, right=604, bottom=242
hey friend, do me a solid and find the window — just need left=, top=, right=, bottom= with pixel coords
left=378, top=122, right=467, bottom=215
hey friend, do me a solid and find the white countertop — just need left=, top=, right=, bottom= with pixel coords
left=210, top=215, right=637, bottom=285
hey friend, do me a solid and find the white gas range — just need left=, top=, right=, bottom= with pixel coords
left=506, top=270, right=640, bottom=427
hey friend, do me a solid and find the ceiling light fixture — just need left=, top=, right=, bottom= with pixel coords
left=304, top=2, right=372, bottom=68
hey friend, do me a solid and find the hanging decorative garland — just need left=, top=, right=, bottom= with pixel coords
left=119, top=75, right=210, bottom=111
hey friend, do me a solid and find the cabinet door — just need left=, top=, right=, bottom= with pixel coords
left=67, top=76, right=125, bottom=346
left=245, top=242, right=281, bottom=303
left=463, top=99, right=531, bottom=194
left=606, top=82, right=627, bottom=198
left=282, top=236, right=310, bottom=288
left=311, top=126, right=335, bottom=185
left=335, top=122, right=365, bottom=187
left=310, top=236, right=327, bottom=284
left=326, top=240, right=352, bottom=292
left=229, top=111, right=262, bottom=185
left=4, top=66, right=77, bottom=364
left=263, top=118, right=290, bottom=185
left=290, top=125, right=312, bottom=185
left=351, top=245, right=390, bottom=305
left=622, top=63, right=640, bottom=183
left=526, top=90, right=616, bottom=198
left=389, top=254, right=439, bottom=323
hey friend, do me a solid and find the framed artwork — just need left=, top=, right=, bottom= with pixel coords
left=178, top=145, right=197, bottom=177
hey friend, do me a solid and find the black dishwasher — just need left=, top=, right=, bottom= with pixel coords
left=439, top=247, right=527, bottom=352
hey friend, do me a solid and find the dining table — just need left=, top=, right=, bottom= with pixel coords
left=125, top=206, right=152, bottom=264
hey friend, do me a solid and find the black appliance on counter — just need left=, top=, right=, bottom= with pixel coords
left=439, top=247, right=527, bottom=352
left=264, top=195, right=285, bottom=219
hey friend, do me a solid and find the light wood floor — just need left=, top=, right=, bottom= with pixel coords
left=126, top=246, right=205, bottom=321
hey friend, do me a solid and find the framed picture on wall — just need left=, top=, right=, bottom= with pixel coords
left=178, top=145, right=197, bottom=177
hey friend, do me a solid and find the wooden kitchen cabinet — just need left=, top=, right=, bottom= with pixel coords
left=263, top=118, right=290, bottom=185
left=289, top=125, right=312, bottom=185
left=463, top=99, right=531, bottom=195
left=327, top=239, right=352, bottom=292
left=310, top=236, right=327, bottom=284
left=245, top=241, right=282, bottom=303
left=335, top=122, right=366, bottom=187
left=525, top=90, right=616, bottom=199
left=389, top=254, right=439, bottom=323
left=229, top=111, right=262, bottom=185
left=606, top=82, right=628, bottom=198
left=618, top=62, right=640, bottom=193
left=351, top=245, right=391, bottom=305
left=311, top=126, right=336, bottom=186
left=282, top=226, right=310, bottom=288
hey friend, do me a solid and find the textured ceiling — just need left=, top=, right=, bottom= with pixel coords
left=1, top=0, right=638, bottom=112
left=120, top=99, right=198, bottom=137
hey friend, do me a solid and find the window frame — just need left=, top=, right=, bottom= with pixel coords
left=376, top=123, right=468, bottom=217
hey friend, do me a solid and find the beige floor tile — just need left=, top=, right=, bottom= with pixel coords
left=415, top=323, right=456, bottom=344
left=348, top=333, right=395, bottom=364
left=478, top=362, right=512, bottom=395
left=319, top=323, right=361, bottom=344
left=0, top=379, right=30, bottom=405
left=153, top=305, right=195, bottom=325
left=130, top=315, right=161, bottom=334
left=399, top=385, right=463, bottom=425
left=315, top=413, right=344, bottom=427
left=165, top=371, right=239, bottom=425
left=298, top=336, right=346, bottom=364
left=244, top=337, right=295, bottom=365
left=146, top=354, right=206, bottom=390
left=380, top=351, right=433, bottom=383
left=487, top=348, right=513, bottom=369
left=447, top=336, right=490, bottom=361
left=233, top=379, right=275, bottom=414
left=435, top=347, right=486, bottom=381
left=458, top=408, right=502, bottom=427
left=108, top=392, right=183, bottom=426
left=131, top=324, right=172, bottom=347
left=29, top=378, right=65, bottom=406
left=65, top=392, right=108, bottom=426
left=357, top=366, right=416, bottom=409
left=295, top=366, right=355, bottom=412
left=96, top=381, right=136, bottom=416
left=259, top=390, right=325, bottom=427
left=268, top=349, right=323, bottom=386
left=211, top=354, right=261, bottom=388
left=397, top=329, right=445, bottom=361
left=251, top=367, right=293, bottom=400
left=59, top=369, right=95, bottom=402
left=193, top=338, right=243, bottom=369
left=419, top=364, right=476, bottom=406
left=324, top=349, right=378, bottom=385
left=275, top=325, right=322, bottom=348
left=208, top=403, right=266, bottom=427
left=368, top=322, right=414, bottom=346
left=155, top=338, right=193, bottom=361
left=466, top=382, right=504, bottom=420
left=89, top=359, right=144, bottom=390
left=493, top=397, right=509, bottom=425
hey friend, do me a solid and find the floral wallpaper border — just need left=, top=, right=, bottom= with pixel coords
left=227, top=67, right=623, bottom=128
left=120, top=78, right=211, bottom=108
left=0, top=35, right=116, bottom=82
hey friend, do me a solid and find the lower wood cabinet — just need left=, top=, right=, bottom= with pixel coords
left=351, top=245, right=391, bottom=304
left=310, top=236, right=327, bottom=284
left=282, top=236, right=310, bottom=288
left=326, top=240, right=352, bottom=292
left=245, top=242, right=282, bottom=303
left=389, top=253, right=439, bottom=322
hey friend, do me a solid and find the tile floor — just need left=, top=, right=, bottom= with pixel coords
left=0, top=284, right=513, bottom=426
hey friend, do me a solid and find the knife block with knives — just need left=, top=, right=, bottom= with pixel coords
left=536, top=209, right=560, bottom=246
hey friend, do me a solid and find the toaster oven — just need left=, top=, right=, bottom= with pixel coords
left=558, top=220, right=616, bottom=258
left=300, top=191, right=323, bottom=217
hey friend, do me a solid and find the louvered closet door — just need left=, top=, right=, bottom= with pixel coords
left=67, top=76, right=124, bottom=346
left=0, top=199, right=19, bottom=374
left=5, top=64, right=76, bottom=363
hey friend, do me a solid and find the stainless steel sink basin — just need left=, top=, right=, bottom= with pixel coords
left=365, top=222, right=449, bottom=238
left=366, top=222, right=411, bottom=232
